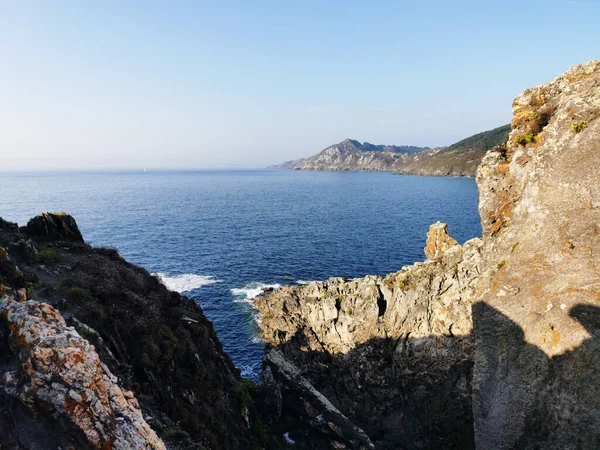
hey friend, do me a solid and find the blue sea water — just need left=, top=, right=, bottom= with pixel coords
left=0, top=170, right=481, bottom=380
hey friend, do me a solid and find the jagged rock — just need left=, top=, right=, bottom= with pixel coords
left=424, top=222, right=459, bottom=260
left=0, top=292, right=165, bottom=449
left=0, top=218, right=18, bottom=232
left=263, top=348, right=374, bottom=450
left=256, top=233, right=483, bottom=448
left=472, top=59, right=600, bottom=449
left=25, top=212, right=84, bottom=242
left=259, top=60, right=600, bottom=449
left=0, top=214, right=263, bottom=449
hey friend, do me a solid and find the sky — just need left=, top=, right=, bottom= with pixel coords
left=0, top=1, right=599, bottom=170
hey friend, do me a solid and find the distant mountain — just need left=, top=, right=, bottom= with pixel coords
left=269, top=125, right=510, bottom=177
left=270, top=139, right=430, bottom=171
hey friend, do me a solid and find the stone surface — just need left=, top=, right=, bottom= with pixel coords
left=424, top=221, right=459, bottom=260
left=0, top=292, right=166, bottom=449
left=472, top=59, right=600, bottom=449
left=256, top=232, right=483, bottom=448
left=258, top=59, right=600, bottom=449
left=262, top=348, right=374, bottom=450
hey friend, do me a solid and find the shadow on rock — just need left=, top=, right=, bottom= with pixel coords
left=262, top=303, right=600, bottom=449
left=261, top=330, right=475, bottom=450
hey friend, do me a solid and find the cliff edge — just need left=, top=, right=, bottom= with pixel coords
left=256, top=60, right=600, bottom=449
left=0, top=214, right=266, bottom=449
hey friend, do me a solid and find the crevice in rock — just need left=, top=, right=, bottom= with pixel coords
left=376, top=286, right=387, bottom=317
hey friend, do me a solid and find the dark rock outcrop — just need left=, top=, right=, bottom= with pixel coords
left=25, top=212, right=84, bottom=242
left=0, top=213, right=265, bottom=449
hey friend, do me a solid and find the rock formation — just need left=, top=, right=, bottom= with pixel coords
left=1, top=292, right=165, bottom=449
left=257, top=60, right=600, bottom=449
left=1, top=59, right=598, bottom=449
left=0, top=214, right=266, bottom=449
left=256, top=227, right=483, bottom=448
left=472, top=59, right=600, bottom=449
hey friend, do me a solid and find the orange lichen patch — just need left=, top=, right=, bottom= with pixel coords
left=64, top=397, right=87, bottom=415
left=487, top=186, right=520, bottom=236
left=495, top=164, right=510, bottom=175
left=8, top=323, right=31, bottom=349
left=530, top=92, right=547, bottom=106
left=526, top=254, right=552, bottom=272
left=561, top=241, right=575, bottom=252
left=566, top=71, right=596, bottom=84
left=542, top=327, right=560, bottom=346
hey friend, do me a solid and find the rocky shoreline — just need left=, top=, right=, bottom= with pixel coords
left=1, top=60, right=599, bottom=449
left=256, top=60, right=600, bottom=448
left=0, top=214, right=268, bottom=449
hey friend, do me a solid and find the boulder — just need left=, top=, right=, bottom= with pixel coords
left=424, top=222, right=459, bottom=260
left=25, top=212, right=84, bottom=242
left=0, top=292, right=166, bottom=449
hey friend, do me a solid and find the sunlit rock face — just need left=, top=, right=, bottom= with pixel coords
left=256, top=227, right=483, bottom=448
left=1, top=292, right=166, bottom=450
left=257, top=60, right=600, bottom=450
left=473, top=60, right=600, bottom=449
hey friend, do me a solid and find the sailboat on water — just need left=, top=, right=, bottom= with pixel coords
left=143, top=168, right=147, bottom=174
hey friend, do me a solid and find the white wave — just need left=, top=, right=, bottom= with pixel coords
left=155, top=273, right=222, bottom=293
left=296, top=280, right=311, bottom=285
left=231, top=282, right=281, bottom=301
left=240, top=364, right=259, bottom=380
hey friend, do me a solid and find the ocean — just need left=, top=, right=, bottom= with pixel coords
left=0, top=169, right=481, bottom=380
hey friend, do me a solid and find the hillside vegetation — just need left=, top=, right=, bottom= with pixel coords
left=447, top=124, right=511, bottom=152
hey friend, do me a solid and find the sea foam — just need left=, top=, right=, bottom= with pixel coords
left=231, top=282, right=281, bottom=303
left=156, top=273, right=222, bottom=293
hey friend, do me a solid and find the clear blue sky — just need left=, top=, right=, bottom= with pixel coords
left=1, top=0, right=599, bottom=170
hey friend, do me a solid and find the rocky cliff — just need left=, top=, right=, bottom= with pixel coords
left=0, top=214, right=266, bottom=449
left=269, top=126, right=509, bottom=177
left=256, top=224, right=483, bottom=449
left=472, top=59, right=600, bottom=449
left=1, top=60, right=598, bottom=450
left=256, top=60, right=600, bottom=449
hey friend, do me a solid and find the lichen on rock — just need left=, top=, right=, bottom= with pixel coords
left=257, top=59, right=600, bottom=450
left=256, top=226, right=482, bottom=448
left=0, top=292, right=166, bottom=450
